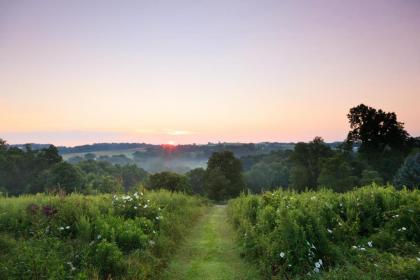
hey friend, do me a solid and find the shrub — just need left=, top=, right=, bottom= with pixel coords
left=228, top=185, right=420, bottom=278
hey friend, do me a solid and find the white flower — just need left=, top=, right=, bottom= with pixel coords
left=402, top=227, right=407, bottom=231
left=339, top=203, right=343, bottom=207
left=134, top=206, right=137, bottom=210
left=318, top=259, right=323, bottom=265
left=327, top=229, right=333, bottom=234
left=149, top=240, right=155, bottom=246
left=156, top=216, right=160, bottom=220
left=144, top=204, right=148, bottom=208
left=311, top=196, right=316, bottom=200
left=97, top=235, right=101, bottom=239
left=352, top=245, right=357, bottom=249
left=313, top=267, right=320, bottom=273
left=416, top=257, right=420, bottom=262
left=65, top=226, right=70, bottom=229
left=279, top=252, right=285, bottom=258
left=59, top=227, right=64, bottom=231
left=315, top=262, right=321, bottom=268
left=360, top=247, right=366, bottom=251
left=367, top=241, right=373, bottom=247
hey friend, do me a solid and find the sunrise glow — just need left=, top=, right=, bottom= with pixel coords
left=1, top=0, right=419, bottom=146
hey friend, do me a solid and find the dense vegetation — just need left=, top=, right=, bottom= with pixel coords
left=228, top=185, right=420, bottom=279
left=0, top=190, right=207, bottom=279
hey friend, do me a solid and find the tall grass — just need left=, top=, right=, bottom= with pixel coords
left=0, top=190, right=208, bottom=279
left=227, top=185, right=420, bottom=279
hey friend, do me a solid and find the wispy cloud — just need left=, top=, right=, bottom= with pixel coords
left=165, top=130, right=195, bottom=136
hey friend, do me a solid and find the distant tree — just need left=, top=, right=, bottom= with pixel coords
left=360, top=168, right=384, bottom=186
left=186, top=168, right=206, bottom=195
left=317, top=155, right=357, bottom=192
left=85, top=174, right=123, bottom=194
left=206, top=151, right=244, bottom=199
left=84, top=153, right=96, bottom=160
left=44, top=162, right=85, bottom=193
left=204, top=167, right=230, bottom=201
left=118, top=165, right=149, bottom=191
left=149, top=172, right=189, bottom=192
left=289, top=137, right=333, bottom=190
left=245, top=162, right=289, bottom=193
left=393, top=152, right=420, bottom=189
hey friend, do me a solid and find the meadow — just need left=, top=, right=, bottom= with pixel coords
left=0, top=190, right=207, bottom=279
left=227, top=185, right=420, bottom=279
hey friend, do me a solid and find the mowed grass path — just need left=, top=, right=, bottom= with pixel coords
left=162, top=205, right=262, bottom=280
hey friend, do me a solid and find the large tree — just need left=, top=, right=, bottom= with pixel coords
left=346, top=104, right=411, bottom=181
left=346, top=104, right=410, bottom=154
left=205, top=151, right=244, bottom=200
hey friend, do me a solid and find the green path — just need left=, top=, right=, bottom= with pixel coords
left=162, top=205, right=262, bottom=280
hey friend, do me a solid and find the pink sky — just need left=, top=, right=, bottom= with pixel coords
left=1, top=0, right=419, bottom=146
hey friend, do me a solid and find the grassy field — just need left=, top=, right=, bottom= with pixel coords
left=228, top=185, right=420, bottom=279
left=0, top=190, right=208, bottom=279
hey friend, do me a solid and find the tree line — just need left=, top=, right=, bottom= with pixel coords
left=1, top=104, right=419, bottom=198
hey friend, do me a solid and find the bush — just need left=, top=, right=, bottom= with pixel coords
left=0, top=190, right=207, bottom=279
left=228, top=185, right=420, bottom=278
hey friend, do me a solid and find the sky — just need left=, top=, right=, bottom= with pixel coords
left=1, top=0, right=419, bottom=146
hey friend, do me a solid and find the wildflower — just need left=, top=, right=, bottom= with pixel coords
left=368, top=241, right=373, bottom=247
left=144, top=204, right=148, bottom=208
left=311, top=196, right=316, bottom=200
left=339, top=203, right=343, bottom=207
left=65, top=226, right=70, bottom=230
left=59, top=226, right=64, bottom=231
left=66, top=262, right=76, bottom=271
left=402, top=227, right=407, bottom=231
left=416, top=257, right=420, bottom=262
left=352, top=245, right=357, bottom=249
left=315, top=262, right=321, bottom=268
left=149, top=240, right=155, bottom=246
left=313, top=267, right=320, bottom=273
left=134, top=206, right=137, bottom=210
left=280, top=252, right=285, bottom=258
left=155, top=216, right=160, bottom=220
left=360, top=247, right=366, bottom=251
left=318, top=259, right=323, bottom=265
left=327, top=229, right=333, bottom=234
left=392, top=214, right=399, bottom=218
left=97, top=235, right=101, bottom=239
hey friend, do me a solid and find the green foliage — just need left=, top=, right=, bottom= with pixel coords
left=0, top=190, right=207, bottom=279
left=185, top=168, right=206, bottom=195
left=149, top=171, right=189, bottom=192
left=289, top=137, right=333, bottom=190
left=228, top=185, right=420, bottom=279
left=317, top=155, right=357, bottom=192
left=394, top=152, right=420, bottom=189
left=91, top=240, right=125, bottom=277
left=244, top=162, right=289, bottom=193
left=43, top=162, right=85, bottom=193
left=206, top=151, right=244, bottom=200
